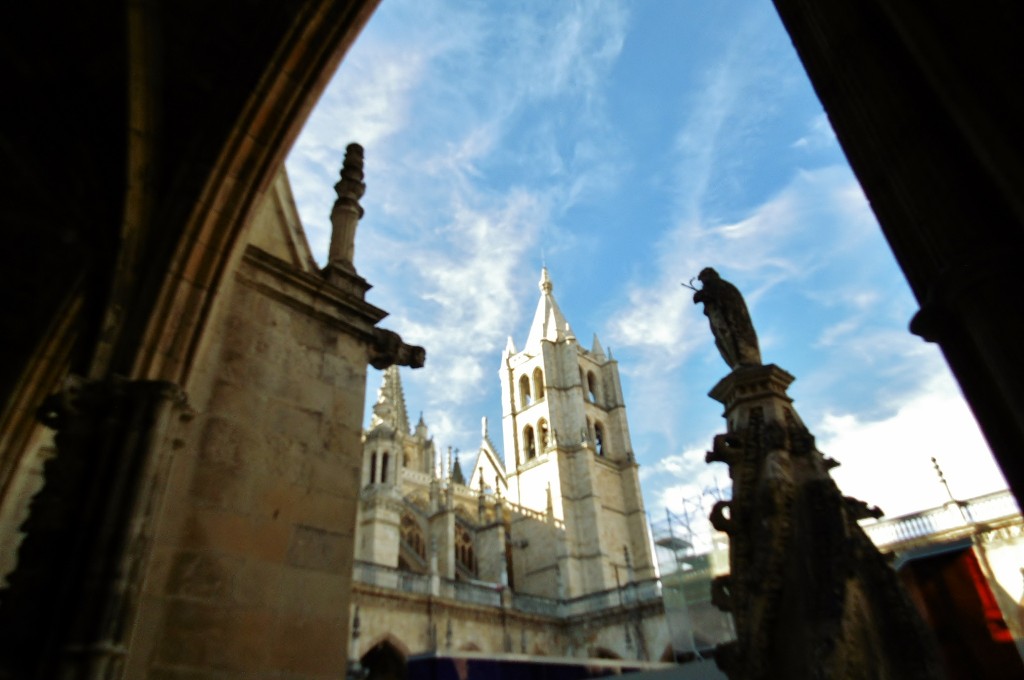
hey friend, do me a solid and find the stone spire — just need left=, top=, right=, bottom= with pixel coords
left=370, top=365, right=410, bottom=433
left=524, top=267, right=573, bottom=350
left=327, top=143, right=366, bottom=271
left=591, top=333, right=605, bottom=359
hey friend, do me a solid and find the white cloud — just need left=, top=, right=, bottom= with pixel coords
left=821, top=371, right=1007, bottom=517
left=611, top=165, right=872, bottom=366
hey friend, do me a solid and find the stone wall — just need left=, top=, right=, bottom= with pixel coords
left=121, top=244, right=377, bottom=678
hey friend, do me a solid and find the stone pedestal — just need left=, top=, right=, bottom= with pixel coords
left=705, top=364, right=941, bottom=680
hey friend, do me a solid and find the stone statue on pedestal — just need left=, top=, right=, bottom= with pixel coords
left=694, top=268, right=941, bottom=680
left=692, top=267, right=761, bottom=369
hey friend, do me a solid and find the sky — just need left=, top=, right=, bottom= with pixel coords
left=285, top=0, right=1010, bottom=532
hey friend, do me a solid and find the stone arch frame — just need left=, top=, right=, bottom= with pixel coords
left=361, top=633, right=411, bottom=664
left=532, top=366, right=545, bottom=400
left=586, top=370, right=601, bottom=404
left=523, top=424, right=536, bottom=460
left=360, top=638, right=407, bottom=680
left=519, top=374, right=532, bottom=408
left=594, top=421, right=605, bottom=457
left=537, top=418, right=549, bottom=451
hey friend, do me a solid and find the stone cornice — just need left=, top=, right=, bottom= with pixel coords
left=238, top=244, right=387, bottom=344
left=708, top=363, right=795, bottom=413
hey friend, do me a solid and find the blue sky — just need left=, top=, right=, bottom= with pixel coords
left=285, top=0, right=1008, bottom=523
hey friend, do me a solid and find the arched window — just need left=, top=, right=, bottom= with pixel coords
left=538, top=419, right=549, bottom=451
left=519, top=375, right=532, bottom=407
left=381, top=452, right=390, bottom=484
left=587, top=371, right=600, bottom=403
left=533, top=367, right=545, bottom=400
left=455, top=523, right=476, bottom=575
left=370, top=452, right=377, bottom=485
left=524, top=425, right=536, bottom=460
left=401, top=513, right=425, bottom=560
left=594, top=422, right=605, bottom=457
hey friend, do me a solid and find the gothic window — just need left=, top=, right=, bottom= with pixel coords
left=587, top=371, right=600, bottom=403
left=455, top=523, right=476, bottom=575
left=533, top=367, right=545, bottom=400
left=524, top=425, right=536, bottom=460
left=370, top=452, right=377, bottom=485
left=381, top=452, right=390, bottom=484
left=519, top=375, right=532, bottom=407
left=594, top=422, right=605, bottom=456
left=538, top=418, right=549, bottom=451
left=400, top=513, right=426, bottom=560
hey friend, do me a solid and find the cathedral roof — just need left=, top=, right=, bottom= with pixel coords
left=370, top=365, right=410, bottom=434
left=523, top=267, right=574, bottom=351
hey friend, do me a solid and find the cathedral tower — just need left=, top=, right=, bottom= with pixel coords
left=500, top=268, right=655, bottom=597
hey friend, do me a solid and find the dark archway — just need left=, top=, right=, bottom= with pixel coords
left=362, top=640, right=407, bottom=680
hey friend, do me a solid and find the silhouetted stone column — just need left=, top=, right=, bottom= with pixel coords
left=705, top=365, right=940, bottom=680
left=0, top=377, right=187, bottom=680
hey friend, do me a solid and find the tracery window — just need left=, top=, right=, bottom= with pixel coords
left=524, top=425, right=536, bottom=460
left=401, top=512, right=426, bottom=560
left=455, top=523, right=476, bottom=574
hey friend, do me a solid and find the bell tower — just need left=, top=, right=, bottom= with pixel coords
left=500, top=268, right=654, bottom=597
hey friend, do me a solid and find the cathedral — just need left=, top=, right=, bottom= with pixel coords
left=350, top=268, right=674, bottom=667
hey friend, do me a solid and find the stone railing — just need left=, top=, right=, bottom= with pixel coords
left=504, top=501, right=565, bottom=529
left=860, top=489, right=1020, bottom=552
left=560, top=578, right=662, bottom=617
left=443, top=579, right=502, bottom=607
left=400, top=468, right=434, bottom=486
left=353, top=561, right=432, bottom=596
left=511, top=592, right=560, bottom=617
left=353, top=561, right=660, bottom=617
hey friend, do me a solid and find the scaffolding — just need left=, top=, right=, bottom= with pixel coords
left=651, top=485, right=735, bottom=660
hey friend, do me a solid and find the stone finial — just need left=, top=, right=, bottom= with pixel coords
left=539, top=266, right=553, bottom=294
left=327, top=143, right=366, bottom=268
left=482, top=416, right=488, bottom=439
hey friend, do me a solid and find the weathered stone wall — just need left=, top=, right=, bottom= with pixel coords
left=122, top=244, right=378, bottom=679
left=509, top=513, right=563, bottom=598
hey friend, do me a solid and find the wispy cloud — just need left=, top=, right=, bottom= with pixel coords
left=285, top=0, right=633, bottom=452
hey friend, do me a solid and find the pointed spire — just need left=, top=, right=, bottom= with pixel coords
left=503, top=336, right=517, bottom=356
left=525, top=267, right=573, bottom=350
left=415, top=412, right=429, bottom=438
left=452, top=453, right=465, bottom=486
left=327, top=143, right=366, bottom=269
left=370, top=366, right=410, bottom=433
left=591, top=333, right=605, bottom=359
